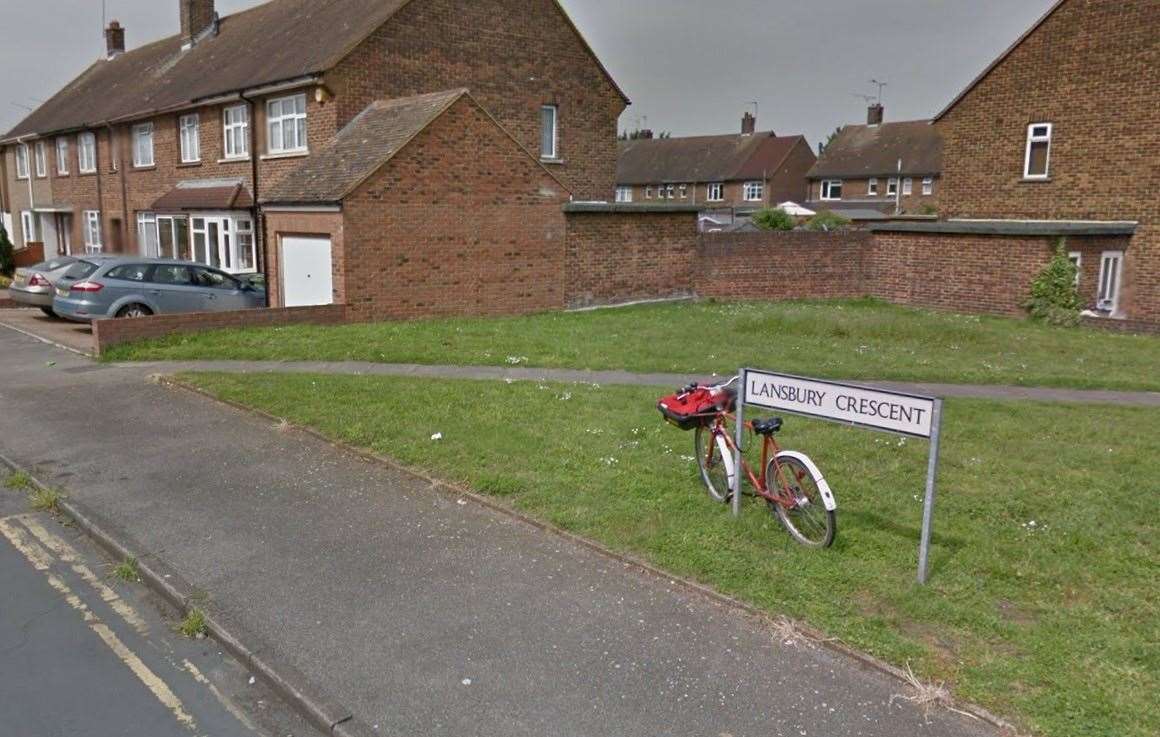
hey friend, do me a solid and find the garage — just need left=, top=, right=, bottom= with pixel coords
left=280, top=236, right=334, bottom=307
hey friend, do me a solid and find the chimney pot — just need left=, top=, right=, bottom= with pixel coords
left=180, top=0, right=218, bottom=48
left=741, top=111, right=756, bottom=136
left=867, top=103, right=884, bottom=126
left=105, top=20, right=125, bottom=58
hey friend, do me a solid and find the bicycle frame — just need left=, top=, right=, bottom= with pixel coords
left=707, top=413, right=800, bottom=508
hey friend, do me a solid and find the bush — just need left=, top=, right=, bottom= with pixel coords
left=1025, top=244, right=1081, bottom=326
left=751, top=207, right=795, bottom=231
left=0, top=225, right=14, bottom=278
left=804, top=210, right=851, bottom=232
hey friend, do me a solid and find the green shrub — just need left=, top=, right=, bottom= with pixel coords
left=751, top=207, right=795, bottom=231
left=1025, top=244, right=1082, bottom=326
left=804, top=210, right=851, bottom=232
left=0, top=225, right=14, bottom=278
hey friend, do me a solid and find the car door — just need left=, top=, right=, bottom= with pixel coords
left=191, top=267, right=252, bottom=311
left=147, top=264, right=201, bottom=313
left=101, top=263, right=154, bottom=314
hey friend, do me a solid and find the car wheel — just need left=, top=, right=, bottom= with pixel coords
left=116, top=304, right=153, bottom=319
left=39, top=306, right=56, bottom=318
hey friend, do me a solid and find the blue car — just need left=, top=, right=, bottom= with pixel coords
left=53, top=257, right=266, bottom=322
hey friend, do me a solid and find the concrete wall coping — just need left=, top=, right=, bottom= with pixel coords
left=563, top=202, right=702, bottom=214
left=870, top=219, right=1138, bottom=237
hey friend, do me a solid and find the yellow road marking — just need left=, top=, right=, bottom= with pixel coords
left=0, top=516, right=54, bottom=570
left=182, top=659, right=257, bottom=731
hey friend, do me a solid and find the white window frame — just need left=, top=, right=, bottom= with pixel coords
left=132, top=123, right=155, bottom=167
left=83, top=210, right=102, bottom=253
left=15, top=144, right=29, bottom=179
left=34, top=141, right=47, bottom=177
left=1067, top=251, right=1082, bottom=288
left=679, top=184, right=687, bottom=199
left=707, top=182, right=724, bottom=202
left=20, top=211, right=35, bottom=245
left=665, top=184, right=675, bottom=200
left=1096, top=251, right=1123, bottom=315
left=867, top=178, right=878, bottom=196
left=137, top=212, right=159, bottom=257
left=922, top=177, right=933, bottom=196
left=179, top=114, right=201, bottom=163
left=887, top=177, right=899, bottom=196
left=902, top=177, right=913, bottom=196
left=820, top=179, right=843, bottom=201
left=78, top=132, right=96, bottom=173
left=223, top=104, right=250, bottom=159
left=56, top=138, right=69, bottom=175
left=1023, top=122, right=1052, bottom=179
left=644, top=186, right=652, bottom=200
left=540, top=104, right=558, bottom=160
left=615, top=186, right=633, bottom=203
left=743, top=181, right=764, bottom=202
left=266, top=94, right=308, bottom=155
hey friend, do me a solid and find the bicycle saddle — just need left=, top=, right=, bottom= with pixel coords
left=752, top=417, right=783, bottom=435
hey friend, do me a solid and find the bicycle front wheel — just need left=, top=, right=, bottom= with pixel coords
left=766, top=454, right=835, bottom=547
left=693, top=424, right=734, bottom=504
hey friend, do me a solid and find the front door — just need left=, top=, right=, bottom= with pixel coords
left=281, top=236, right=333, bottom=307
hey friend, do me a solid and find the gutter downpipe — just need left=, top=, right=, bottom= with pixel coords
left=237, top=90, right=267, bottom=305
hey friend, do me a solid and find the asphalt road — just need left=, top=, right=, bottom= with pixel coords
left=0, top=489, right=319, bottom=737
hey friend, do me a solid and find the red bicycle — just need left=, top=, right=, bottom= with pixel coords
left=661, top=378, right=837, bottom=547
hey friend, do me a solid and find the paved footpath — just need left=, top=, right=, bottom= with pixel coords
left=131, top=358, right=1160, bottom=406
left=0, top=327, right=999, bottom=737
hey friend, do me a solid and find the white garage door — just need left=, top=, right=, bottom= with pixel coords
left=281, top=236, right=334, bottom=307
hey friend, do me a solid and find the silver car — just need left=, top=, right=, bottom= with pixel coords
left=9, top=256, right=80, bottom=316
left=52, top=257, right=266, bottom=322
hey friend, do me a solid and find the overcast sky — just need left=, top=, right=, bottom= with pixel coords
left=1, top=0, right=1057, bottom=147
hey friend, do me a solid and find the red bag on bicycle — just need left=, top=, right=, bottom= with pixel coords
left=657, top=383, right=736, bottom=430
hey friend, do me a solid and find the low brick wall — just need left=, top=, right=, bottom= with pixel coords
left=697, top=231, right=874, bottom=300
left=92, top=304, right=348, bottom=355
left=13, top=244, right=44, bottom=267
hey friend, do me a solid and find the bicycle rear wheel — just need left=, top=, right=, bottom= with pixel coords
left=693, top=424, right=733, bottom=504
left=766, top=455, right=835, bottom=547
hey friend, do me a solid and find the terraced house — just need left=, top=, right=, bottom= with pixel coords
left=1, top=0, right=626, bottom=311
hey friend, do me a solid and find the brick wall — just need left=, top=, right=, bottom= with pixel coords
left=808, top=176, right=940, bottom=214
left=697, top=231, right=874, bottom=301
left=564, top=210, right=700, bottom=308
left=327, top=0, right=625, bottom=201
left=935, top=0, right=1159, bottom=322
left=341, top=95, right=569, bottom=321
left=91, top=304, right=347, bottom=355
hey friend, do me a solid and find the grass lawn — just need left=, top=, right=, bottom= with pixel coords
left=105, top=299, right=1160, bottom=391
left=183, top=371, right=1158, bottom=737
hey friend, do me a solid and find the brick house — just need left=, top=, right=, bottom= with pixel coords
left=805, top=105, right=942, bottom=222
left=615, top=113, right=816, bottom=230
left=1, top=0, right=626, bottom=309
left=878, top=0, right=1158, bottom=325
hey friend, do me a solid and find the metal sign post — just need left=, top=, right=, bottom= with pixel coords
left=734, top=368, right=944, bottom=584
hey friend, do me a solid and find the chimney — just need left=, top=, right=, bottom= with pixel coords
left=105, top=20, right=125, bottom=59
left=180, top=0, right=217, bottom=48
left=867, top=103, right=884, bottom=126
left=741, top=111, right=756, bottom=136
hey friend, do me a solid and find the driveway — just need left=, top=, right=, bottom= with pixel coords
left=0, top=307, right=94, bottom=354
left=0, top=324, right=1001, bottom=737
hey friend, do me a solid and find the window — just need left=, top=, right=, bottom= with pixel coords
left=707, top=183, right=724, bottom=202
left=665, top=184, right=675, bottom=200
left=1067, top=251, right=1082, bottom=288
left=15, top=144, right=29, bottom=179
left=645, top=186, right=652, bottom=199
left=1096, top=251, right=1123, bottom=314
left=56, top=138, right=69, bottom=175
left=1024, top=123, right=1052, bottom=179
left=820, top=180, right=843, bottom=201
left=867, top=178, right=878, bottom=196
left=679, top=184, right=687, bottom=199
left=235, top=218, right=255, bottom=272
left=223, top=105, right=249, bottom=159
left=152, top=264, right=193, bottom=285
left=83, top=211, right=102, bottom=253
left=137, top=212, right=159, bottom=257
left=78, top=132, right=96, bottom=172
left=34, top=142, right=47, bottom=177
left=615, top=186, right=633, bottom=203
left=887, top=177, right=899, bottom=196
left=902, top=177, right=913, bottom=196
left=192, top=267, right=240, bottom=289
left=179, top=114, right=200, bottom=163
left=743, top=181, right=764, bottom=202
left=540, top=104, right=558, bottom=160
left=922, top=177, right=933, bottom=196
left=20, top=211, right=35, bottom=245
left=266, top=94, right=307, bottom=154
left=132, top=123, right=154, bottom=167
left=105, top=264, right=150, bottom=282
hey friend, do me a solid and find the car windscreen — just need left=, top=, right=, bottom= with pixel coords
left=40, top=256, right=77, bottom=272
left=61, top=260, right=100, bottom=281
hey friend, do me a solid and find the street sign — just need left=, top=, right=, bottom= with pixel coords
left=731, top=368, right=944, bottom=584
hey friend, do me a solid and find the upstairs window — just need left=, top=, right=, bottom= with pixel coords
left=887, top=177, right=899, bottom=196
left=707, top=182, right=724, bottom=201
left=867, top=178, right=878, bottom=196
left=180, top=114, right=200, bottom=163
left=132, top=123, right=154, bottom=167
left=922, top=177, right=934, bottom=196
left=78, top=132, right=96, bottom=173
left=540, top=104, right=558, bottom=160
left=267, top=94, right=307, bottom=154
left=34, top=141, right=47, bottom=177
left=1024, top=123, right=1052, bottom=179
left=743, top=181, right=764, bottom=202
left=223, top=104, right=250, bottom=159
left=902, top=177, right=913, bottom=196
left=615, top=186, right=632, bottom=203
left=665, top=184, right=675, bottom=200
left=679, top=184, right=687, bottom=199
left=820, top=180, right=842, bottom=201
left=15, top=143, right=29, bottom=179
left=56, top=138, right=69, bottom=175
